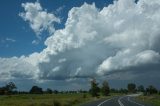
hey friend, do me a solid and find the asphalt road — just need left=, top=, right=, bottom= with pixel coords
left=81, top=95, right=151, bottom=106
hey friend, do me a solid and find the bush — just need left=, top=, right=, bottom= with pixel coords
left=53, top=100, right=61, bottom=106
left=146, top=85, right=158, bottom=95
left=83, top=94, right=87, bottom=98
left=30, top=86, right=43, bottom=94
left=72, top=99, right=80, bottom=104
left=40, top=103, right=51, bottom=106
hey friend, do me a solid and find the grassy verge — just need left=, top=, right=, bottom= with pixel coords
left=0, top=93, right=122, bottom=106
left=137, top=95, right=160, bottom=106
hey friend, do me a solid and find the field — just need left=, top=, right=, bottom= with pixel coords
left=137, top=95, right=160, bottom=106
left=0, top=93, right=87, bottom=106
left=0, top=93, right=120, bottom=106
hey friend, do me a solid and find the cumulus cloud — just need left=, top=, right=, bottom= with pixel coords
left=19, top=1, right=60, bottom=38
left=0, top=57, right=37, bottom=81
left=97, top=50, right=160, bottom=75
left=1, top=0, right=160, bottom=82
left=38, top=0, right=160, bottom=80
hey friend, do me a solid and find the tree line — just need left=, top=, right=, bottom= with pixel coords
left=0, top=81, right=159, bottom=96
left=0, top=82, right=87, bottom=95
left=89, top=79, right=160, bottom=97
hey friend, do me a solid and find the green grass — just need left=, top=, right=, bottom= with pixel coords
left=0, top=93, right=87, bottom=106
left=137, top=94, right=160, bottom=106
left=0, top=93, right=122, bottom=106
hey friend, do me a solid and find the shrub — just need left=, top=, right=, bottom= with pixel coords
left=40, top=103, right=51, bottom=106
left=83, top=94, right=87, bottom=98
left=53, top=100, right=61, bottom=106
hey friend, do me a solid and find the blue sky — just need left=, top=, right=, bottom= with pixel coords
left=0, top=0, right=160, bottom=91
left=0, top=0, right=113, bottom=57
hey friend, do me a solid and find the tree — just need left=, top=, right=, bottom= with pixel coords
left=101, top=80, right=110, bottom=96
left=46, top=88, right=52, bottom=94
left=90, top=78, right=99, bottom=97
left=0, top=82, right=17, bottom=95
left=30, top=86, right=43, bottom=94
left=119, top=88, right=128, bottom=94
left=127, top=83, right=136, bottom=93
left=137, top=85, right=145, bottom=92
left=146, top=85, right=158, bottom=95
left=53, top=90, right=59, bottom=94
left=5, top=82, right=17, bottom=94
left=0, top=87, right=6, bottom=95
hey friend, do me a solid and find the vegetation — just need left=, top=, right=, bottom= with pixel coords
left=0, top=82, right=17, bottom=95
left=0, top=93, right=92, bottom=106
left=46, top=88, right=52, bottom=94
left=137, top=85, right=145, bottom=92
left=89, top=78, right=100, bottom=97
left=101, top=80, right=110, bottom=96
left=137, top=94, right=160, bottom=106
left=29, top=86, right=43, bottom=94
left=127, top=83, right=136, bottom=93
left=0, top=81, right=160, bottom=106
left=145, top=85, right=158, bottom=95
left=137, top=85, right=160, bottom=106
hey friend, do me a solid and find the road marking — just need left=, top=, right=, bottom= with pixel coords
left=97, top=97, right=115, bottom=106
left=118, top=96, right=125, bottom=106
left=127, top=96, right=145, bottom=106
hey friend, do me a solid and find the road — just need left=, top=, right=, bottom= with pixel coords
left=81, top=95, right=151, bottom=106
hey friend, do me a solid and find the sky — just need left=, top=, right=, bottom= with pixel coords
left=0, top=0, right=160, bottom=91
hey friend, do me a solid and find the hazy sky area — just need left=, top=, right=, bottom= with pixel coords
left=0, top=0, right=160, bottom=91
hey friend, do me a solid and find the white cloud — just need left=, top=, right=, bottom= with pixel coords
left=32, top=40, right=39, bottom=45
left=6, top=38, right=16, bottom=42
left=97, top=50, right=160, bottom=75
left=39, top=0, right=160, bottom=80
left=56, top=5, right=65, bottom=14
left=1, top=0, right=160, bottom=82
left=0, top=38, right=16, bottom=43
left=0, top=57, right=38, bottom=81
left=0, top=38, right=16, bottom=48
left=19, top=1, right=60, bottom=38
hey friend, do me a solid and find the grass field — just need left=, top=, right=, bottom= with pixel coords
left=137, top=95, right=160, bottom=106
left=0, top=93, right=86, bottom=106
left=0, top=93, right=120, bottom=106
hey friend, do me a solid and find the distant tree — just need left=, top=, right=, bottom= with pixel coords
left=0, top=82, right=17, bottom=95
left=30, top=86, right=43, bottom=94
left=110, top=88, right=118, bottom=93
left=5, top=82, right=17, bottom=95
left=6, top=82, right=16, bottom=91
left=0, top=87, right=6, bottom=95
left=137, top=85, right=145, bottom=92
left=46, top=88, right=52, bottom=94
left=90, top=78, right=100, bottom=97
left=119, top=88, right=128, bottom=94
left=101, top=80, right=110, bottom=96
left=127, top=83, right=136, bottom=93
left=53, top=90, right=59, bottom=94
left=146, top=85, right=158, bottom=95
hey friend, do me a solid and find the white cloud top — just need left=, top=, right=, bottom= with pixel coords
left=19, top=1, right=60, bottom=38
